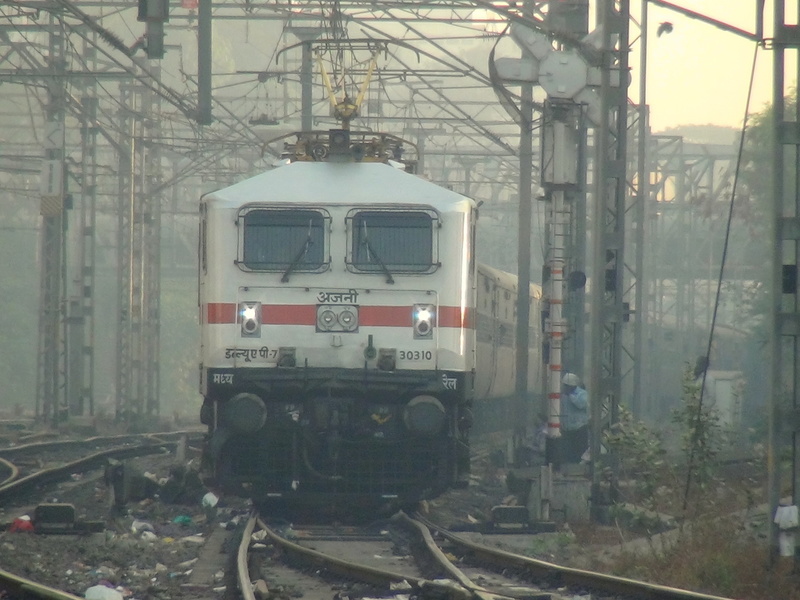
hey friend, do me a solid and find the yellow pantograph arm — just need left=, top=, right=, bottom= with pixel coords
left=316, top=49, right=380, bottom=122
left=353, top=50, right=379, bottom=111
left=316, top=53, right=339, bottom=113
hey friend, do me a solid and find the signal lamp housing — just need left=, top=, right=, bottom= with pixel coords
left=412, top=304, right=435, bottom=339
left=239, top=301, right=262, bottom=337
left=316, top=305, right=359, bottom=332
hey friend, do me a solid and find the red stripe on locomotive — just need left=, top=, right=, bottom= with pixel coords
left=204, top=303, right=473, bottom=328
left=206, top=303, right=236, bottom=324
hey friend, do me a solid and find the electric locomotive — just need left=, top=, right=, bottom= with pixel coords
left=198, top=130, right=544, bottom=512
left=199, top=130, right=478, bottom=510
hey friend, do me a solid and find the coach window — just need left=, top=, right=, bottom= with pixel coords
left=238, top=208, right=328, bottom=274
left=346, top=209, right=438, bottom=276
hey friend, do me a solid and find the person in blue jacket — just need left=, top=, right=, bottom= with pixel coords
left=561, top=372, right=589, bottom=463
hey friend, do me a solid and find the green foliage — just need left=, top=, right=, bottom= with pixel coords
left=603, top=367, right=766, bottom=596
left=719, top=279, right=767, bottom=331
left=601, top=363, right=730, bottom=534
left=607, top=502, right=674, bottom=536
left=603, top=406, right=666, bottom=510
left=671, top=363, right=724, bottom=500
left=696, top=551, right=738, bottom=595
left=526, top=530, right=576, bottom=558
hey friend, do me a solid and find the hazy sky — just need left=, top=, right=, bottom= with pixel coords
left=631, top=0, right=781, bottom=132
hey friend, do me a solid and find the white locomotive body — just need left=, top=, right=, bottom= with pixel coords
left=200, top=135, right=479, bottom=508
left=199, top=131, right=541, bottom=511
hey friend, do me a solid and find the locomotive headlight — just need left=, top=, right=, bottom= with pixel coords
left=239, top=301, right=262, bottom=338
left=317, top=309, right=337, bottom=331
left=412, top=304, right=435, bottom=339
left=316, top=305, right=359, bottom=333
left=337, top=308, right=357, bottom=331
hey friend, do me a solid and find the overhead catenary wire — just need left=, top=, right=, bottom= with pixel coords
left=357, top=17, right=519, bottom=156
left=0, top=0, right=539, bottom=219
left=0, top=3, right=289, bottom=213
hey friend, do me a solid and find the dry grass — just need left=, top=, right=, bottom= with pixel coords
left=569, top=460, right=800, bottom=600
left=604, top=516, right=800, bottom=600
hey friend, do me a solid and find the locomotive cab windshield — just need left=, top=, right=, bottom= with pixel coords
left=347, top=208, right=439, bottom=277
left=238, top=207, right=330, bottom=274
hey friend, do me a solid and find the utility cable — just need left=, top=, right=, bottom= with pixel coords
left=51, top=0, right=133, bottom=57
left=681, top=41, right=761, bottom=511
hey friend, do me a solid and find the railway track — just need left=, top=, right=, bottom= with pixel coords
left=235, top=511, right=738, bottom=600
left=0, top=432, right=201, bottom=504
left=0, top=434, right=754, bottom=600
left=0, top=500, right=745, bottom=600
left=0, top=432, right=214, bottom=599
left=404, top=513, right=740, bottom=600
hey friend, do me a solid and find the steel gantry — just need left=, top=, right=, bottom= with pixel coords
left=768, top=0, right=800, bottom=566
left=38, top=7, right=69, bottom=425
left=114, top=71, right=164, bottom=423
left=2, top=1, right=551, bottom=424
left=587, top=0, right=631, bottom=518
left=70, top=89, right=99, bottom=417
left=491, top=0, right=638, bottom=521
left=0, top=1, right=766, bottom=474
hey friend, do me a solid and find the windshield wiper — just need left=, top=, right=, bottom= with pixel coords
left=281, top=222, right=313, bottom=283
left=362, top=236, right=395, bottom=284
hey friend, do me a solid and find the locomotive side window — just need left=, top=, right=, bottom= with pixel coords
left=347, top=210, right=438, bottom=275
left=239, top=209, right=328, bottom=273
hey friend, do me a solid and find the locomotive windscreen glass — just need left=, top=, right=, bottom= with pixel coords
left=242, top=209, right=325, bottom=271
left=352, top=211, right=433, bottom=272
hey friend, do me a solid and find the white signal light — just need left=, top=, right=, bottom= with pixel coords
left=239, top=301, right=262, bottom=337
left=413, top=304, right=435, bottom=339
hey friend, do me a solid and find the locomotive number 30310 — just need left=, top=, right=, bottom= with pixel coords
left=399, top=350, right=433, bottom=361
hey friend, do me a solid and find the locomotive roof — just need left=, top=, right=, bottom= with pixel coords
left=203, top=160, right=473, bottom=210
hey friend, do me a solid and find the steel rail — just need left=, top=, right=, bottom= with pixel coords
left=393, top=512, right=513, bottom=600
left=0, top=456, right=19, bottom=487
left=237, top=511, right=259, bottom=600
left=0, top=440, right=176, bottom=502
left=254, top=514, right=475, bottom=600
left=414, top=513, right=737, bottom=600
left=0, top=430, right=202, bottom=457
left=0, top=567, right=83, bottom=600
left=393, top=511, right=480, bottom=589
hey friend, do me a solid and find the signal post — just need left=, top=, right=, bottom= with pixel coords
left=541, top=100, right=585, bottom=467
